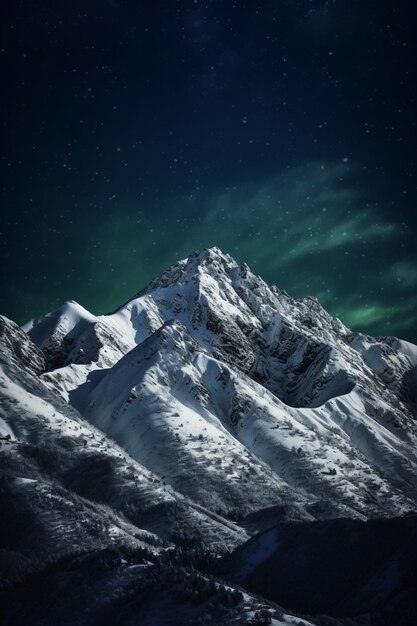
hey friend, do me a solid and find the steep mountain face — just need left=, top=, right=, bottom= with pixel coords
left=2, top=247, right=417, bottom=625
left=24, top=247, right=417, bottom=521
left=0, top=316, right=250, bottom=554
left=0, top=315, right=45, bottom=375
left=1, top=316, right=291, bottom=626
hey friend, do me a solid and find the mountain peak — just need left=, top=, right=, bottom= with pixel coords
left=130, top=247, right=237, bottom=301
left=183, top=246, right=237, bottom=278
left=187, top=246, right=232, bottom=263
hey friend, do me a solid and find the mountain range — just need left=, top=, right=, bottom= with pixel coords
left=1, top=247, right=416, bottom=625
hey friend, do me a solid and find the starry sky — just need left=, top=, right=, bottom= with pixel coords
left=1, top=1, right=416, bottom=341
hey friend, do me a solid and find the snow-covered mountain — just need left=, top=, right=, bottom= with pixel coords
left=1, top=247, right=417, bottom=625
left=24, top=247, right=417, bottom=520
left=0, top=315, right=291, bottom=625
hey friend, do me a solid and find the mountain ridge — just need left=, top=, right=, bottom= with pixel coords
left=1, top=246, right=417, bottom=625
left=20, top=247, right=417, bottom=521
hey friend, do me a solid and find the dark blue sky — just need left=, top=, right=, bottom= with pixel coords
left=1, top=1, right=416, bottom=341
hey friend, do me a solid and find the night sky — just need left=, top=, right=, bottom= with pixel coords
left=1, top=1, right=416, bottom=341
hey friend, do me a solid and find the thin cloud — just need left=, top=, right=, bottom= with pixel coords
left=202, top=161, right=397, bottom=266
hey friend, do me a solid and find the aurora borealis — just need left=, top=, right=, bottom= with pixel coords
left=1, top=2, right=416, bottom=341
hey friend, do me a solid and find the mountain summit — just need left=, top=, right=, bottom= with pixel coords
left=21, top=247, right=417, bottom=519
left=1, top=248, right=417, bottom=625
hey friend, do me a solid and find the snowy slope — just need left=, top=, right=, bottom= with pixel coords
left=0, top=316, right=248, bottom=552
left=79, top=320, right=310, bottom=519
left=0, top=315, right=313, bottom=625
left=24, top=247, right=417, bottom=521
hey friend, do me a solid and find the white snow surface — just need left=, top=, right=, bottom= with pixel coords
left=0, top=359, right=247, bottom=552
